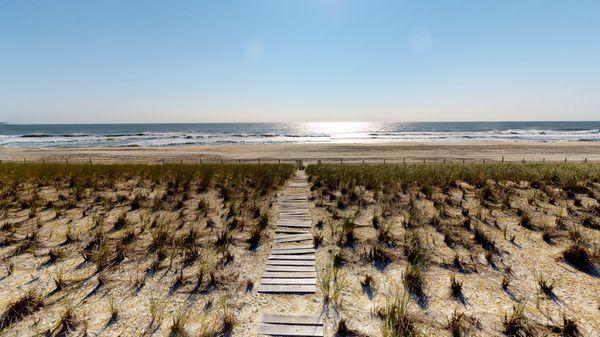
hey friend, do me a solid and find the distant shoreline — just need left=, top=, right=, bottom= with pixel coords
left=1, top=141, right=600, bottom=164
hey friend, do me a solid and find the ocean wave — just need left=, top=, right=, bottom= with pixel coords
left=2, top=124, right=600, bottom=148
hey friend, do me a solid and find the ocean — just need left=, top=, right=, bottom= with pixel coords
left=0, top=121, right=599, bottom=148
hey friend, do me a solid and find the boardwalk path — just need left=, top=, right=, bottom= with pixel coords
left=257, top=170, right=324, bottom=336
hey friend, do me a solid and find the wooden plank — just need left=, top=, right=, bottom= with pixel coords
left=260, top=278, right=316, bottom=285
left=257, top=284, right=317, bottom=293
left=270, top=248, right=315, bottom=255
left=271, top=244, right=314, bottom=251
left=273, top=233, right=312, bottom=241
left=276, top=226, right=311, bottom=230
left=267, top=260, right=315, bottom=266
left=258, top=323, right=323, bottom=336
left=265, top=265, right=315, bottom=272
left=275, top=223, right=311, bottom=228
left=278, top=218, right=311, bottom=221
left=261, top=314, right=323, bottom=325
left=279, top=213, right=310, bottom=217
left=274, top=233, right=312, bottom=240
left=262, top=271, right=317, bottom=278
left=275, top=228, right=310, bottom=234
left=274, top=236, right=312, bottom=243
left=269, top=255, right=314, bottom=260
left=277, top=220, right=311, bottom=223
left=274, top=233, right=312, bottom=238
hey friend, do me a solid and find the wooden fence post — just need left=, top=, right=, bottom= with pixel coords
left=501, top=156, right=504, bottom=163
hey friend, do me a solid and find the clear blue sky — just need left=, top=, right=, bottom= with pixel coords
left=1, top=0, right=599, bottom=123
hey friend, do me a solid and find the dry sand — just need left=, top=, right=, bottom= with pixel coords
left=1, top=141, right=600, bottom=164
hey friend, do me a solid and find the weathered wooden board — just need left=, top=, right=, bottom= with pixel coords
left=257, top=284, right=317, bottom=293
left=260, top=278, right=316, bottom=285
left=269, top=254, right=315, bottom=260
left=270, top=248, right=315, bottom=255
left=258, top=323, right=323, bottom=336
left=278, top=210, right=310, bottom=213
left=262, top=271, right=317, bottom=278
left=275, top=222, right=311, bottom=228
left=275, top=227, right=310, bottom=234
left=265, top=265, right=315, bottom=272
left=267, top=260, right=315, bottom=266
left=278, top=214, right=311, bottom=218
left=274, top=233, right=312, bottom=240
left=278, top=214, right=310, bottom=218
left=273, top=235, right=312, bottom=243
left=278, top=218, right=312, bottom=222
left=273, top=245, right=314, bottom=251
left=261, top=314, right=323, bottom=325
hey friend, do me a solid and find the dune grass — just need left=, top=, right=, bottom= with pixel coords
left=0, top=162, right=294, bottom=335
left=306, top=162, right=600, bottom=190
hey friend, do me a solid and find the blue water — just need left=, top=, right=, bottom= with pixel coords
left=0, top=122, right=599, bottom=148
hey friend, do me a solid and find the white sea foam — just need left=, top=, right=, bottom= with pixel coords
left=0, top=124, right=599, bottom=148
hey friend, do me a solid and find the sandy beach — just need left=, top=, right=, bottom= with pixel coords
left=1, top=141, right=600, bottom=164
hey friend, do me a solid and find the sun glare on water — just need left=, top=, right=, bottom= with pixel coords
left=305, top=122, right=370, bottom=135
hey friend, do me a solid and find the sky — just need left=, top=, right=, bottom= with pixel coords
left=1, top=0, right=599, bottom=123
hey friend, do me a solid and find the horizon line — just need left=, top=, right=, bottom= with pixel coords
left=3, top=120, right=600, bottom=126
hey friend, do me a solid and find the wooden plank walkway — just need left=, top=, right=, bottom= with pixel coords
left=258, top=171, right=324, bottom=336
left=258, top=314, right=324, bottom=336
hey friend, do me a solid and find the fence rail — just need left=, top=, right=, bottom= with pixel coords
left=0, top=156, right=596, bottom=166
